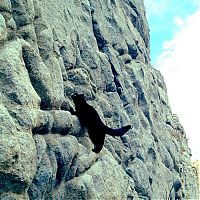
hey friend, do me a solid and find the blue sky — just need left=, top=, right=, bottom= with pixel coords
left=144, top=0, right=199, bottom=65
left=144, top=0, right=200, bottom=161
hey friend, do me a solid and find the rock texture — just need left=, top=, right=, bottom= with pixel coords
left=0, top=0, right=199, bottom=199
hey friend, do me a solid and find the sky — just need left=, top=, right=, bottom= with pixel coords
left=144, top=0, right=200, bottom=161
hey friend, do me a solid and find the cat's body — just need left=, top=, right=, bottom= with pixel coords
left=71, top=93, right=131, bottom=153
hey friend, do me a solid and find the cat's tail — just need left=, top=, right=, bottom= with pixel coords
left=106, top=125, right=132, bottom=136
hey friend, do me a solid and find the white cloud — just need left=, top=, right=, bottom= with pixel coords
left=156, top=6, right=200, bottom=161
left=174, top=16, right=185, bottom=27
left=144, top=0, right=170, bottom=17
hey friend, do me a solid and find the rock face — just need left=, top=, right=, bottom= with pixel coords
left=0, top=0, right=199, bottom=199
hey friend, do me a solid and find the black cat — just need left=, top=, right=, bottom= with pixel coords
left=71, top=93, right=131, bottom=153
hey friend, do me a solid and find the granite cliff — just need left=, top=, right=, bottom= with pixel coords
left=0, top=0, right=199, bottom=199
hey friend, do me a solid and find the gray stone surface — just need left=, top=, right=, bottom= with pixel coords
left=0, top=0, right=199, bottom=199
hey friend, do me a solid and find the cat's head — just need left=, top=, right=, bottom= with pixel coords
left=71, top=93, right=86, bottom=104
